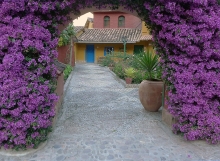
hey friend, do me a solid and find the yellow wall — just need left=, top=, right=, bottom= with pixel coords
left=76, top=30, right=84, bottom=38
left=75, top=44, right=86, bottom=62
left=94, top=43, right=134, bottom=59
left=88, top=22, right=93, bottom=29
left=141, top=21, right=150, bottom=35
left=75, top=40, right=153, bottom=63
left=135, top=41, right=154, bottom=53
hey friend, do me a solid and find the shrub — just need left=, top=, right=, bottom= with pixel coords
left=134, top=51, right=161, bottom=81
left=101, top=55, right=115, bottom=67
left=124, top=67, right=135, bottom=78
left=146, top=0, right=220, bottom=143
left=113, top=63, right=125, bottom=79
left=130, top=54, right=144, bottom=69
left=63, top=65, right=72, bottom=80
left=0, top=1, right=59, bottom=150
left=133, top=70, right=145, bottom=84
left=58, top=23, right=75, bottom=47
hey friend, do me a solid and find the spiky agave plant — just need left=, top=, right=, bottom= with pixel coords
left=135, top=51, right=161, bottom=81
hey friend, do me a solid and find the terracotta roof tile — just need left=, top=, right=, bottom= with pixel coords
left=74, top=26, right=84, bottom=34
left=77, top=28, right=142, bottom=43
left=140, top=35, right=152, bottom=41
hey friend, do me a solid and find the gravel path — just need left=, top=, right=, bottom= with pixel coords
left=0, top=63, right=219, bottom=161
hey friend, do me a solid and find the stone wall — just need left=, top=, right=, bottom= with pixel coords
left=52, top=73, right=64, bottom=127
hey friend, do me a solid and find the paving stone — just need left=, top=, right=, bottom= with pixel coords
left=107, top=154, right=114, bottom=160
left=56, top=155, right=65, bottom=161
left=53, top=145, right=61, bottom=149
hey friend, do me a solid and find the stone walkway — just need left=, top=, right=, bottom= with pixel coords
left=0, top=63, right=220, bottom=161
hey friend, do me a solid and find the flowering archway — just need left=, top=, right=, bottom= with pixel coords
left=0, top=0, right=219, bottom=149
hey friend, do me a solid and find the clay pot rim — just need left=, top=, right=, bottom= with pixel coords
left=141, top=80, right=163, bottom=84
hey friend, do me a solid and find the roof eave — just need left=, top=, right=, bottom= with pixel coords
left=140, top=39, right=152, bottom=41
left=76, top=41, right=137, bottom=44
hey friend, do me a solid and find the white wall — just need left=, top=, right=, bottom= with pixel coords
left=73, top=12, right=94, bottom=26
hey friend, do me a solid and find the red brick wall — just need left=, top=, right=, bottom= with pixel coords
left=55, top=73, right=64, bottom=100
left=57, top=45, right=69, bottom=64
left=57, top=43, right=75, bottom=67
left=93, top=11, right=141, bottom=29
left=53, top=73, right=64, bottom=127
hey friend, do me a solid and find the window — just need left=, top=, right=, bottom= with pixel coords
left=118, top=16, right=125, bottom=28
left=104, top=16, right=110, bottom=28
left=104, top=47, right=114, bottom=56
left=133, top=45, right=144, bottom=55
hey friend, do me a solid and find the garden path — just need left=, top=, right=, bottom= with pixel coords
left=0, top=63, right=220, bottom=161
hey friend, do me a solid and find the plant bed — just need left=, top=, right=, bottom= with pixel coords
left=99, top=53, right=146, bottom=88
left=108, top=68, right=139, bottom=88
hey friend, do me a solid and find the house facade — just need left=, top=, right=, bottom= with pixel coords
left=74, top=11, right=153, bottom=63
left=93, top=11, right=142, bottom=29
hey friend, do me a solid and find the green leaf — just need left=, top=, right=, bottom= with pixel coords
left=134, top=51, right=161, bottom=80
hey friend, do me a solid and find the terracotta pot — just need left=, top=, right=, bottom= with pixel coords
left=139, top=80, right=164, bottom=112
left=109, top=67, right=114, bottom=71
left=125, top=77, right=132, bottom=84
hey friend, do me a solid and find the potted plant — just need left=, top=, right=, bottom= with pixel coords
left=135, top=51, right=163, bottom=112
left=124, top=67, right=135, bottom=84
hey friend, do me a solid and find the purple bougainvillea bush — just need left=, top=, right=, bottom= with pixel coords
left=145, top=0, right=220, bottom=143
left=0, top=0, right=89, bottom=150
left=0, top=1, right=61, bottom=150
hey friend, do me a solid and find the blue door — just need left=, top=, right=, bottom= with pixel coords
left=86, top=45, right=94, bottom=63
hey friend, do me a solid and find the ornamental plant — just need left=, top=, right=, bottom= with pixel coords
left=134, top=51, right=162, bottom=81
left=58, top=23, right=75, bottom=47
left=145, top=0, right=220, bottom=143
left=0, top=1, right=61, bottom=150
left=0, top=0, right=219, bottom=150
left=63, top=65, right=73, bottom=80
left=124, top=67, right=135, bottom=78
